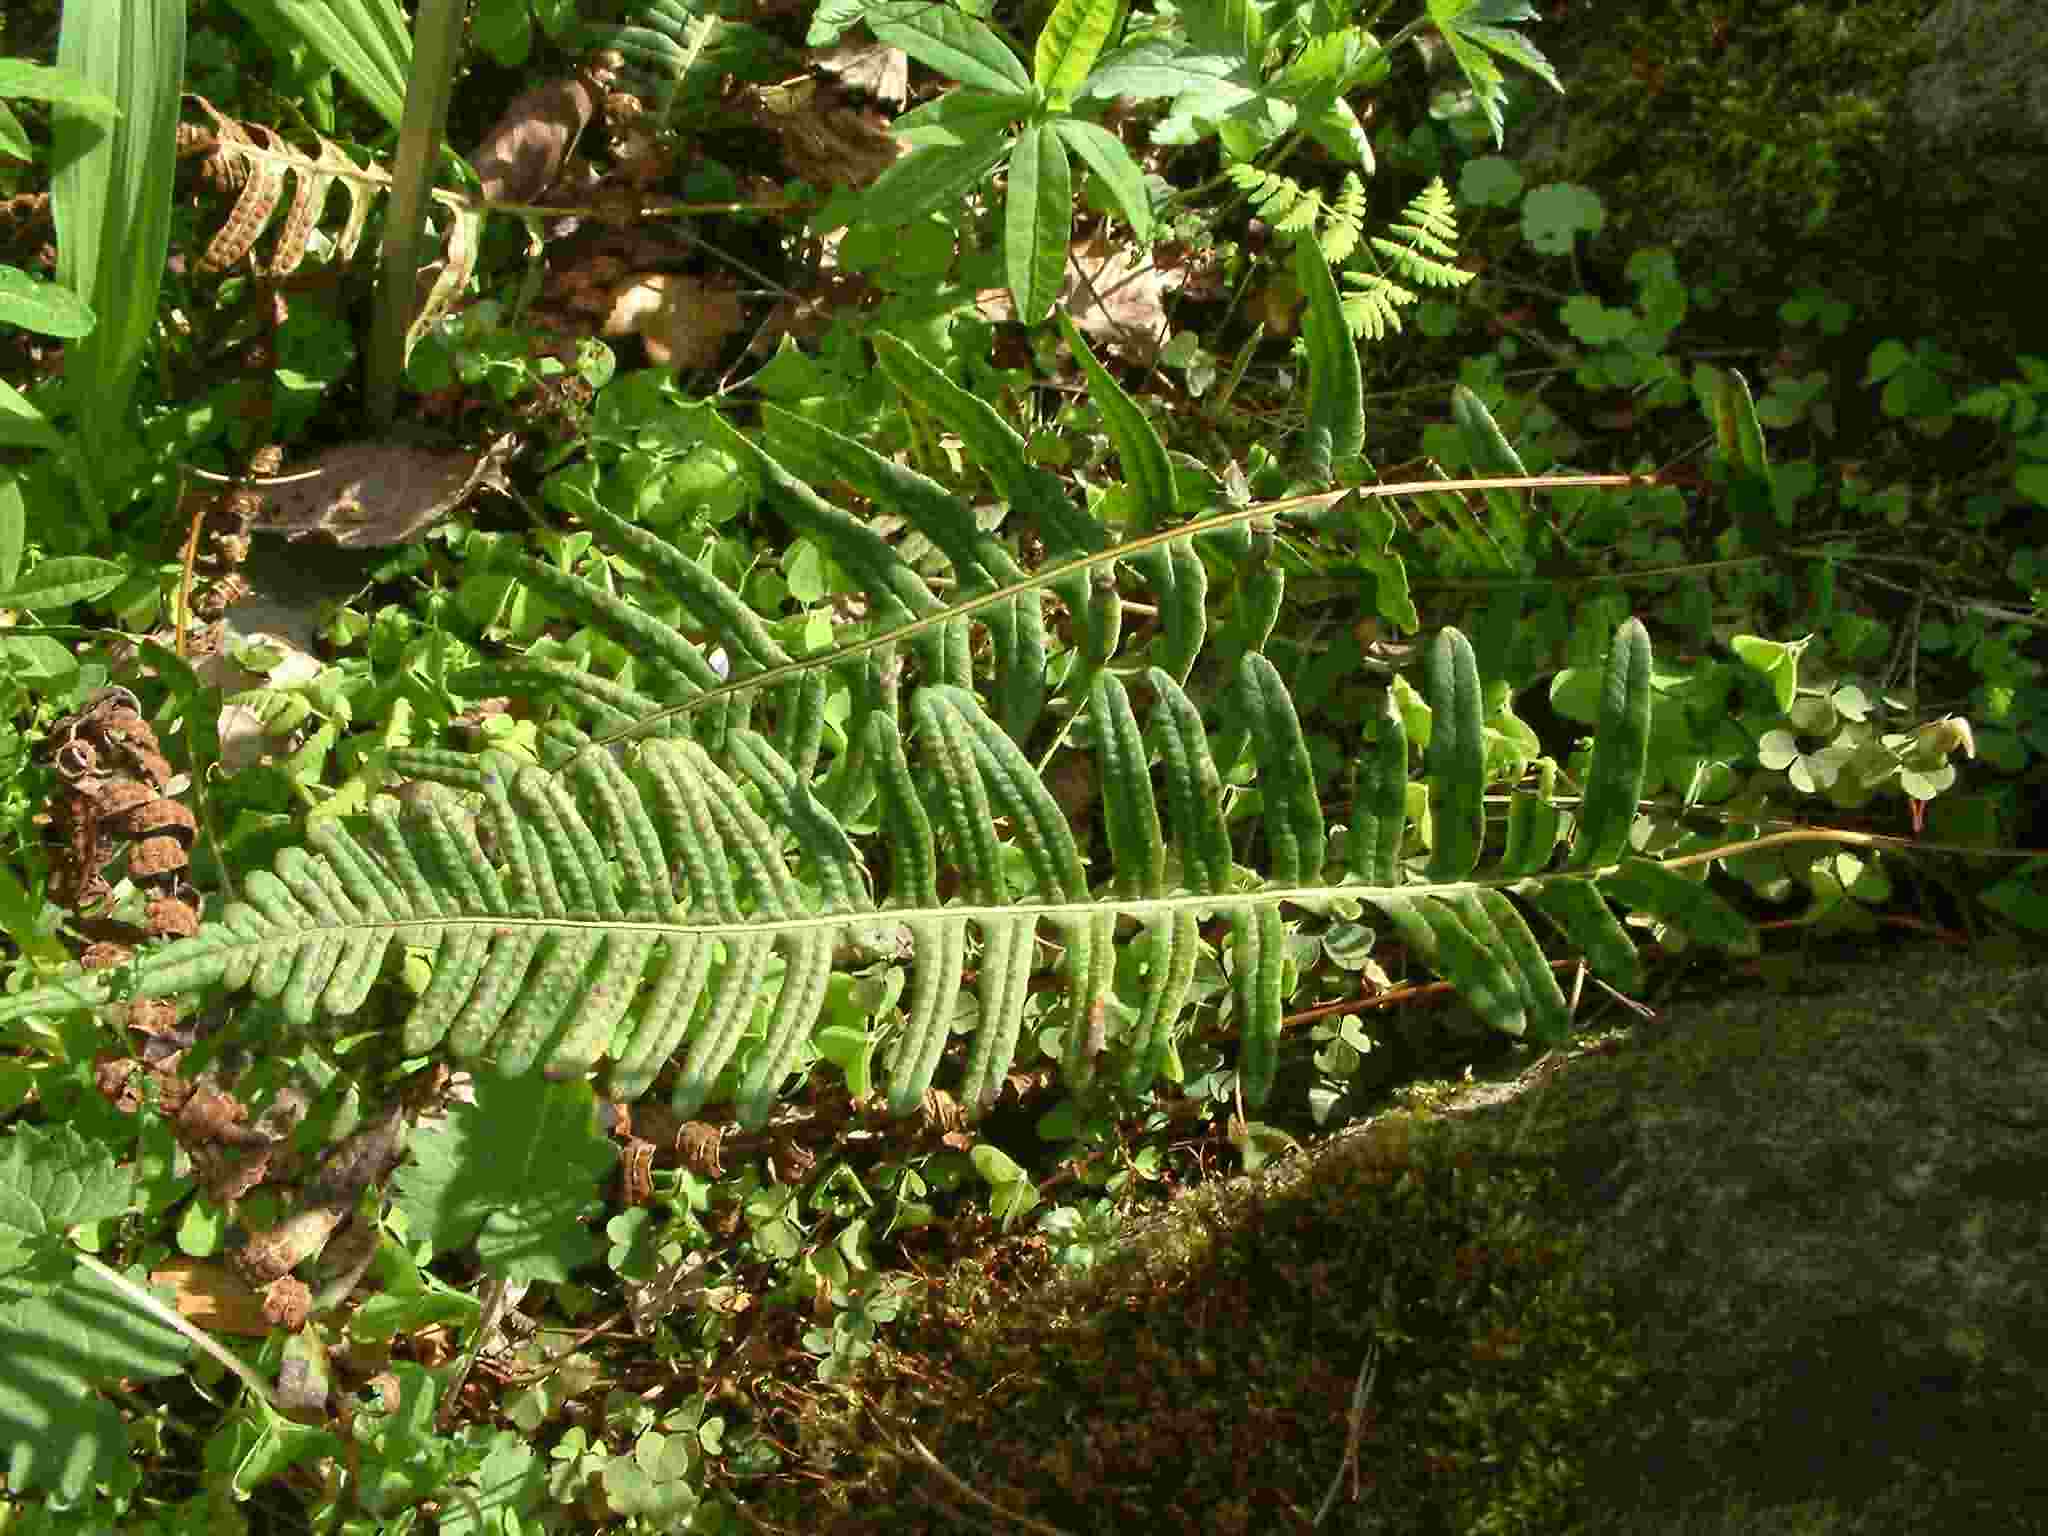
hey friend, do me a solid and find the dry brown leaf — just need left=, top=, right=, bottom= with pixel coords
left=737, top=79, right=903, bottom=190
left=601, top=272, right=745, bottom=369
left=975, top=238, right=1190, bottom=364
left=814, top=40, right=909, bottom=106
left=250, top=437, right=510, bottom=547
left=470, top=75, right=597, bottom=203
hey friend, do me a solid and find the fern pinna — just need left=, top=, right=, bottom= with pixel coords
left=0, top=322, right=1752, bottom=1127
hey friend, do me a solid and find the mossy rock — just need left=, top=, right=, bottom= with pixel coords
left=775, top=951, right=2048, bottom=1532
left=1509, top=0, right=2044, bottom=355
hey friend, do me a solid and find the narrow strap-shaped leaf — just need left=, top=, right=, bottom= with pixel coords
left=1348, top=688, right=1408, bottom=886
left=961, top=915, right=1037, bottom=1111
left=475, top=552, right=729, bottom=701
left=1124, top=909, right=1199, bottom=1094
left=888, top=914, right=969, bottom=1117
left=1450, top=385, right=1532, bottom=559
left=607, top=934, right=714, bottom=1101
left=1703, top=364, right=1770, bottom=479
left=1371, top=893, right=1528, bottom=1040
left=548, top=930, right=662, bottom=1079
left=1567, top=617, right=1651, bottom=870
left=567, top=746, right=674, bottom=916
left=675, top=740, right=806, bottom=919
left=1495, top=783, right=1563, bottom=879
left=726, top=728, right=865, bottom=914
left=1059, top=910, right=1118, bottom=1092
left=865, top=711, right=940, bottom=909
left=1050, top=117, right=1153, bottom=239
left=703, top=408, right=955, bottom=686
left=513, top=763, right=611, bottom=918
left=492, top=928, right=605, bottom=1076
left=924, top=685, right=1089, bottom=901
left=1090, top=672, right=1165, bottom=898
left=1465, top=889, right=1570, bottom=1046
left=1598, top=858, right=1756, bottom=953
left=913, top=688, right=1011, bottom=903
left=1521, top=876, right=1642, bottom=993
left=402, top=924, right=490, bottom=1055
left=637, top=741, right=745, bottom=921
left=1006, top=120, right=1071, bottom=326
left=446, top=925, right=547, bottom=1060
left=670, top=933, right=774, bottom=1116
left=736, top=931, right=836, bottom=1127
left=1424, top=626, right=1485, bottom=881
left=1058, top=311, right=1177, bottom=528
left=1146, top=667, right=1233, bottom=893
left=1295, top=236, right=1364, bottom=467
left=1231, top=905, right=1286, bottom=1106
left=1133, top=536, right=1206, bottom=684
left=1238, top=654, right=1324, bottom=883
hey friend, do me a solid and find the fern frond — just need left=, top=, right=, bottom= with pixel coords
left=191, top=96, right=481, bottom=346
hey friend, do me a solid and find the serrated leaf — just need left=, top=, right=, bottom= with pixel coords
left=392, top=1073, right=612, bottom=1283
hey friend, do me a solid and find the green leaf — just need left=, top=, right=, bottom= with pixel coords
left=1052, top=116, right=1153, bottom=239
left=223, top=0, right=411, bottom=129
left=867, top=0, right=1031, bottom=96
left=1700, top=363, right=1770, bottom=478
left=890, top=87, right=1034, bottom=148
left=1077, top=43, right=1243, bottom=102
left=0, top=267, right=95, bottom=339
left=1035, top=0, right=1119, bottom=100
left=1423, top=627, right=1485, bottom=881
left=1057, top=309, right=1174, bottom=525
left=52, top=0, right=186, bottom=449
left=1600, top=858, right=1755, bottom=953
left=1519, top=180, right=1604, bottom=255
left=1295, top=237, right=1363, bottom=468
left=859, top=136, right=1011, bottom=228
left=1006, top=120, right=1071, bottom=325
left=1568, top=618, right=1652, bottom=870
left=0, top=475, right=24, bottom=591
left=392, top=1073, right=613, bottom=1284
left=0, top=60, right=120, bottom=121
left=0, top=555, right=128, bottom=609
left=0, top=1126, right=188, bottom=1501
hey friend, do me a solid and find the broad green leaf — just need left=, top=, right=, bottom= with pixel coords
left=0, top=268, right=95, bottom=339
left=1006, top=120, right=1071, bottom=325
left=867, top=0, right=1031, bottom=96
left=890, top=88, right=1034, bottom=148
left=0, top=60, right=120, bottom=121
left=52, top=0, right=185, bottom=450
left=0, top=102, right=23, bottom=162
left=859, top=136, right=1010, bottom=227
left=0, top=377, right=62, bottom=454
left=1076, top=43, right=1242, bottom=102
left=0, top=556, right=125, bottom=611
left=1035, top=0, right=1118, bottom=102
left=1051, top=116, right=1153, bottom=239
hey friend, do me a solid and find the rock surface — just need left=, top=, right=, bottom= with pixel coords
left=985, top=950, right=2048, bottom=1532
left=1424, top=951, right=2048, bottom=1531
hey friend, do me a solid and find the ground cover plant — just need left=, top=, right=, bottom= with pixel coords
left=0, top=0, right=2044, bottom=1529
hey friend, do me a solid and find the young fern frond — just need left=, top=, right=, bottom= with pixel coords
left=0, top=318, right=1753, bottom=1126
left=1339, top=175, right=1473, bottom=341
left=1225, top=165, right=1365, bottom=263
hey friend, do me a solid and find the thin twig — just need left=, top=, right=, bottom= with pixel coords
left=905, top=1433, right=1078, bottom=1536
left=1312, top=1340, right=1380, bottom=1527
